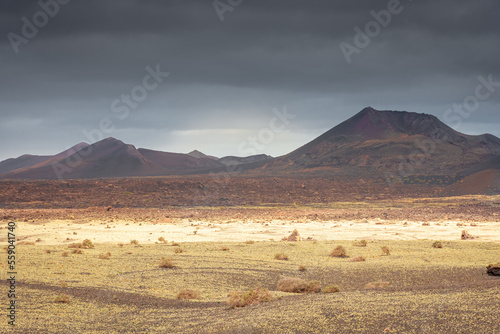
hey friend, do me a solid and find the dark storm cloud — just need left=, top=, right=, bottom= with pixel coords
left=0, top=0, right=499, bottom=160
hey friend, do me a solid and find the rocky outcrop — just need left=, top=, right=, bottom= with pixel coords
left=487, top=263, right=500, bottom=276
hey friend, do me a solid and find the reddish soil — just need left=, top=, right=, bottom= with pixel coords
left=445, top=169, right=500, bottom=196
left=0, top=176, right=441, bottom=210
left=0, top=176, right=499, bottom=225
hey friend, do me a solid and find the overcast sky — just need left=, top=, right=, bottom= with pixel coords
left=1, top=0, right=499, bottom=161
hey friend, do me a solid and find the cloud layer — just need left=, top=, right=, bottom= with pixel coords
left=1, top=0, right=499, bottom=160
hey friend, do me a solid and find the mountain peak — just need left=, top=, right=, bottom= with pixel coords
left=359, top=106, right=377, bottom=114
left=330, top=107, right=450, bottom=140
left=188, top=149, right=205, bottom=157
left=100, top=137, right=123, bottom=144
left=187, top=150, right=218, bottom=160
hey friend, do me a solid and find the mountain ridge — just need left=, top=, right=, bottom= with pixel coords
left=0, top=138, right=271, bottom=179
left=1, top=107, right=499, bottom=184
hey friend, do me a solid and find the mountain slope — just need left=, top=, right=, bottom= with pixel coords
left=0, top=155, right=52, bottom=174
left=0, top=142, right=89, bottom=174
left=139, top=148, right=223, bottom=171
left=443, top=169, right=500, bottom=196
left=266, top=107, right=500, bottom=177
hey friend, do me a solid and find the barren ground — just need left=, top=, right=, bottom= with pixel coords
left=1, top=179, right=499, bottom=333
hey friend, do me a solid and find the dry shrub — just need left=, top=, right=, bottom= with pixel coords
left=54, top=294, right=71, bottom=303
left=245, top=240, right=255, bottom=244
left=174, top=247, right=184, bottom=254
left=59, top=281, right=68, bottom=288
left=227, top=287, right=274, bottom=308
left=422, top=222, right=430, bottom=226
left=130, top=239, right=139, bottom=245
left=353, top=240, right=367, bottom=247
left=349, top=256, right=365, bottom=262
left=61, top=251, right=69, bottom=257
left=81, top=239, right=94, bottom=249
left=432, top=241, right=443, bottom=248
left=277, top=277, right=321, bottom=293
left=220, top=246, right=229, bottom=251
left=159, top=257, right=174, bottom=268
left=298, top=265, right=307, bottom=272
left=330, top=246, right=348, bottom=258
left=274, top=253, right=289, bottom=261
left=171, top=242, right=180, bottom=247
left=381, top=246, right=391, bottom=256
left=158, top=237, right=166, bottom=243
left=304, top=281, right=321, bottom=293
left=99, top=252, right=111, bottom=260
left=278, top=278, right=306, bottom=293
left=69, top=239, right=94, bottom=249
left=365, top=281, right=389, bottom=289
left=282, top=229, right=301, bottom=241
left=322, top=285, right=340, bottom=293
left=177, top=288, right=201, bottom=300
left=118, top=243, right=124, bottom=247
left=72, top=249, right=82, bottom=254
left=461, top=230, right=474, bottom=240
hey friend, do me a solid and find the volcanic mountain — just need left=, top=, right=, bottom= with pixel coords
left=1, top=107, right=499, bottom=183
left=0, top=138, right=269, bottom=179
left=266, top=107, right=500, bottom=178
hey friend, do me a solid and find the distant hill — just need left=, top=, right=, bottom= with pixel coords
left=185, top=150, right=272, bottom=166
left=0, top=142, right=89, bottom=175
left=443, top=169, right=500, bottom=196
left=0, top=154, right=52, bottom=174
left=187, top=150, right=219, bottom=160
left=218, top=154, right=272, bottom=166
left=139, top=148, right=223, bottom=171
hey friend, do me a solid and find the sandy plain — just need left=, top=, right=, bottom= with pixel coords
left=1, top=193, right=500, bottom=333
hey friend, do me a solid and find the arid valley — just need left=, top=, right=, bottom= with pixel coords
left=3, top=1, right=500, bottom=332
left=2, top=175, right=500, bottom=333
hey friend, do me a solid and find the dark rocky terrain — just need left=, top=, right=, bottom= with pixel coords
left=1, top=108, right=499, bottom=196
